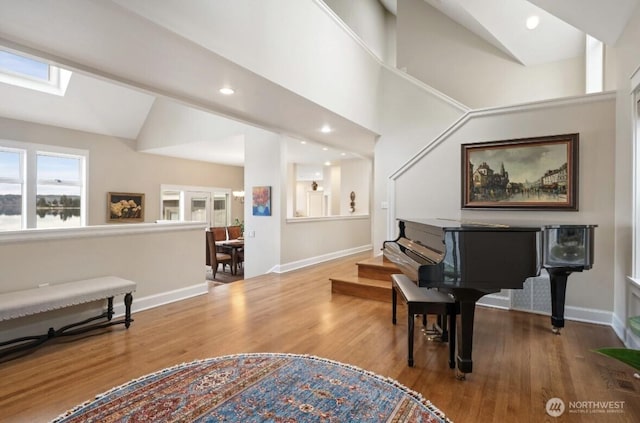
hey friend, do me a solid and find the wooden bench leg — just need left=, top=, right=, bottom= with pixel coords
left=107, top=297, right=114, bottom=321
left=124, top=292, right=133, bottom=329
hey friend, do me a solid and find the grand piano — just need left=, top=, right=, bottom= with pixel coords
left=383, top=218, right=596, bottom=378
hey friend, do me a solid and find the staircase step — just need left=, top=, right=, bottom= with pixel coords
left=357, top=255, right=400, bottom=281
left=330, top=276, right=392, bottom=303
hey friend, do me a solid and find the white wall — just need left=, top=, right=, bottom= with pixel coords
left=396, top=0, right=585, bottom=109
left=111, top=0, right=383, bottom=135
left=322, top=0, right=391, bottom=64
left=610, top=5, right=640, bottom=336
left=281, top=217, right=371, bottom=266
left=373, top=67, right=468, bottom=249
left=243, top=130, right=283, bottom=277
left=339, top=159, right=371, bottom=215
left=393, top=94, right=616, bottom=314
left=0, top=223, right=205, bottom=343
left=0, top=117, right=244, bottom=225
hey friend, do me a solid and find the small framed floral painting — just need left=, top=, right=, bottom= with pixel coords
left=107, top=192, right=145, bottom=222
left=252, top=186, right=271, bottom=216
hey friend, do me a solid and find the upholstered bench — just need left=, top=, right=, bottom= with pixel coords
left=391, top=273, right=458, bottom=368
left=0, top=276, right=136, bottom=359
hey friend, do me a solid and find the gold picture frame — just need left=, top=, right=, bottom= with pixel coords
left=107, top=192, right=145, bottom=222
left=461, top=134, right=579, bottom=210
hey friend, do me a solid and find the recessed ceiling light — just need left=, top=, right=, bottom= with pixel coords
left=340, top=152, right=346, bottom=156
left=320, top=125, right=332, bottom=133
left=324, top=161, right=331, bottom=166
left=300, top=141, right=307, bottom=144
left=219, top=87, right=235, bottom=95
left=322, top=147, right=328, bottom=151
left=526, top=15, right=539, bottom=30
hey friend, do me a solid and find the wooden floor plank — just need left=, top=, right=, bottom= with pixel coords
left=0, top=251, right=638, bottom=422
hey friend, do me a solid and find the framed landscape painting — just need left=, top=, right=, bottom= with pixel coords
left=461, top=134, right=579, bottom=210
left=108, top=192, right=145, bottom=222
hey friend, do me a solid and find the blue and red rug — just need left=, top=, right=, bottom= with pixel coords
left=52, top=353, right=450, bottom=422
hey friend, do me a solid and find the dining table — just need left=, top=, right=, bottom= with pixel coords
left=216, top=238, right=244, bottom=275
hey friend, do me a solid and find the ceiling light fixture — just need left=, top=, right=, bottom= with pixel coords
left=526, top=15, right=539, bottom=30
left=320, top=125, right=332, bottom=133
left=322, top=147, right=328, bottom=151
left=324, top=161, right=331, bottom=166
left=219, top=87, right=235, bottom=95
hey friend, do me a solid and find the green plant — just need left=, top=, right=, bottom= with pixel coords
left=593, top=348, right=640, bottom=372
left=233, top=218, right=244, bottom=233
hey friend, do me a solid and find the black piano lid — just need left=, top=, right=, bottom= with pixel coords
left=398, top=218, right=542, bottom=232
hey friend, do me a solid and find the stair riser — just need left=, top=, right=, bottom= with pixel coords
left=358, top=265, right=398, bottom=281
left=331, top=280, right=391, bottom=303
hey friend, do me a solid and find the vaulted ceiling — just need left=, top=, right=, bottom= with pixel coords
left=0, top=0, right=638, bottom=167
left=384, top=0, right=639, bottom=65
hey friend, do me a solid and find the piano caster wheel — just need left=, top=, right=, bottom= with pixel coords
left=552, top=326, right=562, bottom=335
left=455, top=370, right=466, bottom=381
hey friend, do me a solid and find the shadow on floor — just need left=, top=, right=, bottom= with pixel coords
left=206, top=266, right=244, bottom=287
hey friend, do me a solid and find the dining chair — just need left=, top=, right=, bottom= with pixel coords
left=227, top=225, right=242, bottom=240
left=211, top=226, right=232, bottom=254
left=211, top=226, right=228, bottom=242
left=206, top=230, right=233, bottom=278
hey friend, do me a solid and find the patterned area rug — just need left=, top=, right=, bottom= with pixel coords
left=52, top=353, right=450, bottom=422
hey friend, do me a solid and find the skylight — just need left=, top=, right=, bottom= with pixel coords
left=0, top=49, right=71, bottom=96
left=0, top=50, right=49, bottom=80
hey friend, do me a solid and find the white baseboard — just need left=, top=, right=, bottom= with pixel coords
left=477, top=297, right=615, bottom=329
left=113, top=282, right=208, bottom=317
left=626, top=329, right=640, bottom=349
left=564, top=305, right=613, bottom=326
left=612, top=313, right=627, bottom=343
left=477, top=294, right=510, bottom=310
left=270, top=244, right=373, bottom=273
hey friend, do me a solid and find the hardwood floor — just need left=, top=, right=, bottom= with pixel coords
left=1, top=251, right=638, bottom=422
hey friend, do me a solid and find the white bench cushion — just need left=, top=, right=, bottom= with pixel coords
left=0, top=277, right=136, bottom=321
left=391, top=274, right=454, bottom=304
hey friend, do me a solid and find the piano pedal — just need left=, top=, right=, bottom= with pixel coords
left=552, top=326, right=562, bottom=335
left=421, top=325, right=445, bottom=342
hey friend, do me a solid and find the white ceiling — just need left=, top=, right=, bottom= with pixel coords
left=382, top=0, right=639, bottom=66
left=0, top=70, right=155, bottom=140
left=0, top=0, right=638, bottom=167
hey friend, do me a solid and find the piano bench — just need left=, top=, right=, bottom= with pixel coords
left=391, top=274, right=457, bottom=368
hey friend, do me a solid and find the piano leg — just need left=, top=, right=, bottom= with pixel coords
left=548, top=269, right=572, bottom=334
left=454, top=289, right=486, bottom=379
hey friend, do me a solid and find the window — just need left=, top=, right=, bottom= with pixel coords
left=0, top=141, right=87, bottom=231
left=213, top=194, right=230, bottom=227
left=160, top=185, right=233, bottom=227
left=0, top=50, right=49, bottom=80
left=36, top=153, right=83, bottom=228
left=585, top=35, right=604, bottom=94
left=0, top=148, right=24, bottom=231
left=0, top=49, right=72, bottom=96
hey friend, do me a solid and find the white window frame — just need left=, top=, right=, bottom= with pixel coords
left=632, top=65, right=640, bottom=277
left=0, top=139, right=88, bottom=229
left=159, top=184, right=232, bottom=227
left=0, top=48, right=72, bottom=96
left=0, top=146, right=26, bottom=229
